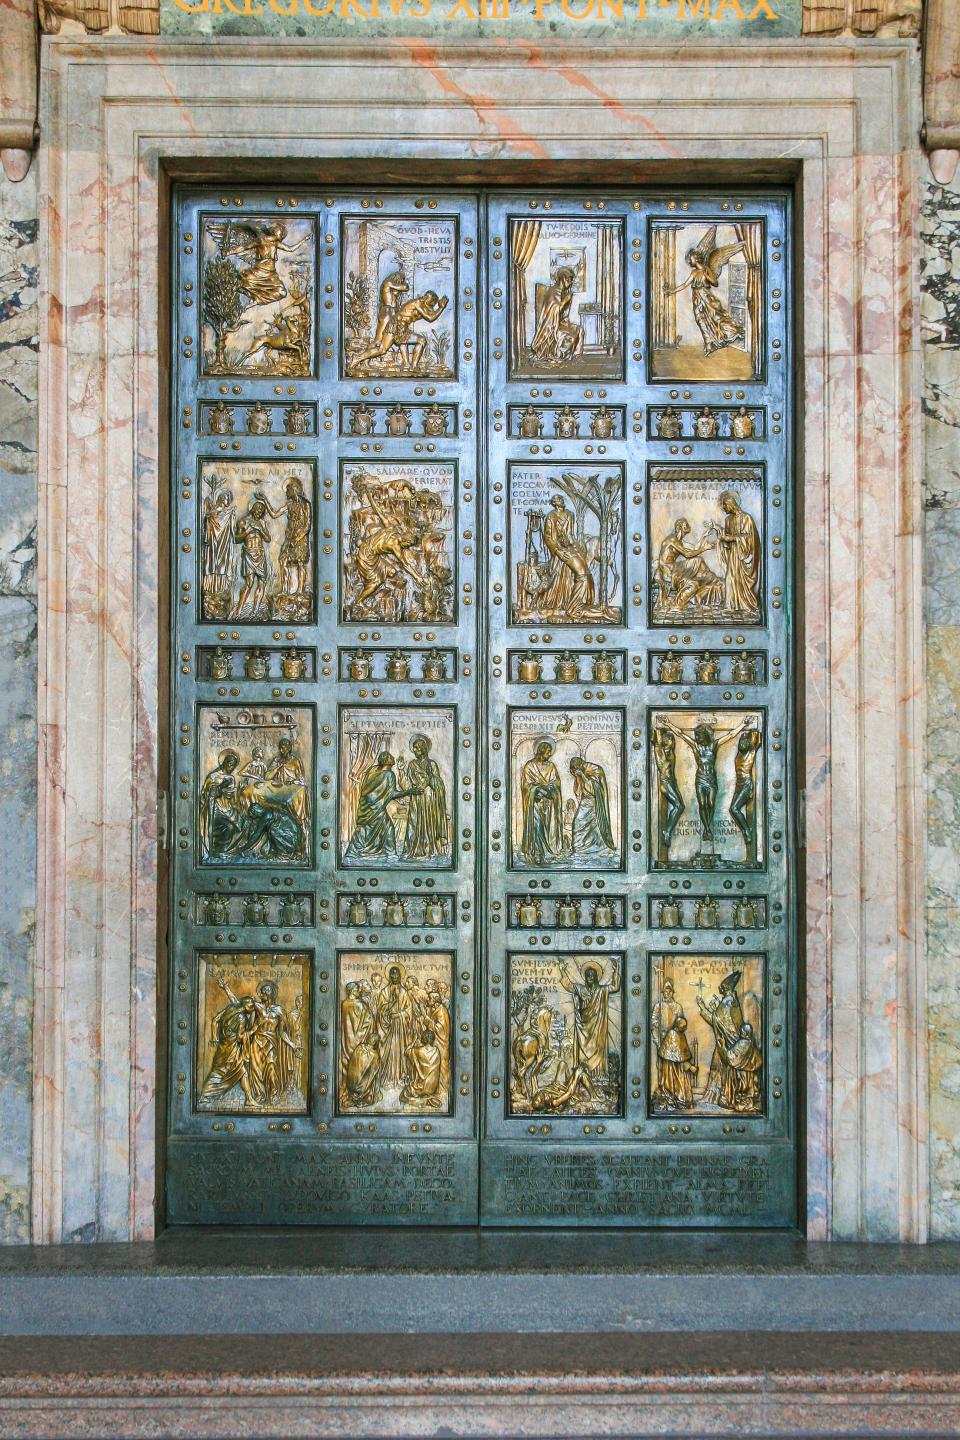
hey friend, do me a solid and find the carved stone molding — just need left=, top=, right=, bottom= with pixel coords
left=924, top=0, right=960, bottom=181
left=0, top=0, right=38, bottom=181
left=35, top=0, right=158, bottom=35
left=802, top=0, right=921, bottom=35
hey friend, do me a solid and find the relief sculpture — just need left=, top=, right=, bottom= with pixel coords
left=196, top=952, right=309, bottom=1114
left=200, top=215, right=314, bottom=377
left=342, top=216, right=456, bottom=379
left=200, top=461, right=314, bottom=624
left=341, top=462, right=455, bottom=624
left=650, top=219, right=763, bottom=381
left=339, top=707, right=454, bottom=869
left=510, top=709, right=623, bottom=871
left=650, top=467, right=763, bottom=626
left=198, top=705, right=313, bottom=866
left=510, top=463, right=624, bottom=626
left=651, top=709, right=764, bottom=871
left=650, top=954, right=763, bottom=1117
left=509, top=217, right=623, bottom=380
left=337, top=952, right=452, bottom=1115
left=509, top=953, right=622, bottom=1117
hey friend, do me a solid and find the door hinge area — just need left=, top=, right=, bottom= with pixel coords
left=796, top=788, right=806, bottom=851
left=158, top=789, right=170, bottom=852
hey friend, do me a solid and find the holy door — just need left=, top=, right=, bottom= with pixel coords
left=166, top=185, right=797, bottom=1227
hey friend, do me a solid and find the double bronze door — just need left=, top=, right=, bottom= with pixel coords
left=166, top=185, right=797, bottom=1227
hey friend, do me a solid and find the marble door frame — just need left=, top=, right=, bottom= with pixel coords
left=34, top=36, right=925, bottom=1241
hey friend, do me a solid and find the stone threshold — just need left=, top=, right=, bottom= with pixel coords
left=1, top=1234, right=959, bottom=1337
left=1, top=1332, right=960, bottom=1438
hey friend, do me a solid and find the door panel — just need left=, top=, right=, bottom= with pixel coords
left=166, top=185, right=796, bottom=1228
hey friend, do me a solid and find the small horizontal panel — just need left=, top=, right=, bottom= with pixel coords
left=509, top=708, right=624, bottom=872
left=197, top=645, right=315, bottom=684
left=508, top=892, right=625, bottom=930
left=507, top=951, right=624, bottom=1119
left=650, top=952, right=765, bottom=1119
left=338, top=705, right=456, bottom=870
left=337, top=950, right=454, bottom=1117
left=650, top=707, right=765, bottom=872
left=195, top=950, right=310, bottom=1115
left=507, top=649, right=625, bottom=686
left=649, top=893, right=767, bottom=931
left=649, top=464, right=764, bottom=629
left=194, top=891, right=313, bottom=928
left=200, top=399, right=316, bottom=438
left=341, top=214, right=458, bottom=381
left=336, top=891, right=456, bottom=928
left=168, top=1139, right=479, bottom=1226
left=340, top=401, right=458, bottom=439
left=647, top=649, right=766, bottom=687
left=198, top=459, right=316, bottom=626
left=480, top=1143, right=795, bottom=1228
left=199, top=212, right=316, bottom=379
left=339, top=647, right=458, bottom=684
left=508, top=403, right=625, bottom=442
left=197, top=704, right=314, bottom=867
left=648, top=404, right=765, bottom=443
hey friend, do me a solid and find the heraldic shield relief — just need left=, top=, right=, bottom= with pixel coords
left=169, top=186, right=794, bottom=1229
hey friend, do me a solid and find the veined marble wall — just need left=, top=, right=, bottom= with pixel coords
left=923, top=171, right=960, bottom=1240
left=0, top=168, right=37, bottom=1245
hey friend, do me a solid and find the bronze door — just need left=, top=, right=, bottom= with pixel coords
left=166, top=185, right=796, bottom=1227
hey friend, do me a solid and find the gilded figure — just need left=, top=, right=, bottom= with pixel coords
left=197, top=955, right=307, bottom=1114
left=651, top=955, right=763, bottom=1118
left=342, top=217, right=456, bottom=380
left=509, top=954, right=623, bottom=1117
left=342, top=463, right=455, bottom=626
left=338, top=953, right=452, bottom=1115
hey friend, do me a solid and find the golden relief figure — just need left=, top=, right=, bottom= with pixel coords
left=197, top=706, right=312, bottom=866
left=509, top=954, right=622, bottom=1117
left=337, top=953, right=452, bottom=1115
left=510, top=463, right=624, bottom=626
left=651, top=955, right=763, bottom=1117
left=196, top=953, right=308, bottom=1114
left=342, top=217, right=456, bottom=380
left=200, top=461, right=314, bottom=625
left=200, top=216, right=314, bottom=377
left=341, top=463, right=455, bottom=625
left=509, top=218, right=622, bottom=380
left=650, top=219, right=763, bottom=382
left=649, top=468, right=762, bottom=626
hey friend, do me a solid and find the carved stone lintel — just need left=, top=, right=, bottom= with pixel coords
left=801, top=0, right=921, bottom=36
left=36, top=0, right=159, bottom=34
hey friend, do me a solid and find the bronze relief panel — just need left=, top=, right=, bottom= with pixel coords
left=650, top=707, right=765, bottom=871
left=195, top=951, right=311, bottom=1115
left=507, top=216, right=623, bottom=380
left=649, top=465, right=763, bottom=627
left=509, top=708, right=624, bottom=872
left=508, top=462, right=624, bottom=627
left=199, top=213, right=316, bottom=378
left=198, top=459, right=315, bottom=625
left=341, top=215, right=458, bottom=380
left=650, top=953, right=764, bottom=1118
left=197, top=704, right=314, bottom=867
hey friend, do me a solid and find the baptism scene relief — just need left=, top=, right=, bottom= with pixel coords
left=197, top=705, right=313, bottom=867
left=650, top=467, right=763, bottom=627
left=509, top=953, right=623, bottom=1118
left=510, top=709, right=623, bottom=872
left=342, top=216, right=457, bottom=380
left=199, top=460, right=314, bottom=624
left=508, top=217, right=623, bottom=380
left=650, top=708, right=765, bottom=872
left=509, top=463, right=624, bottom=627
left=337, top=952, right=453, bottom=1116
left=195, top=952, right=309, bottom=1115
left=340, top=462, right=456, bottom=625
left=649, top=219, right=764, bottom=382
left=199, top=215, right=315, bottom=377
left=339, top=707, right=455, bottom=870
left=650, top=954, right=764, bottom=1118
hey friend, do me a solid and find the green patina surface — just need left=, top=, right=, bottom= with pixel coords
left=162, top=0, right=801, bottom=41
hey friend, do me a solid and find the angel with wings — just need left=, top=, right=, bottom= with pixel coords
left=208, top=219, right=308, bottom=308
left=668, top=227, right=745, bottom=356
